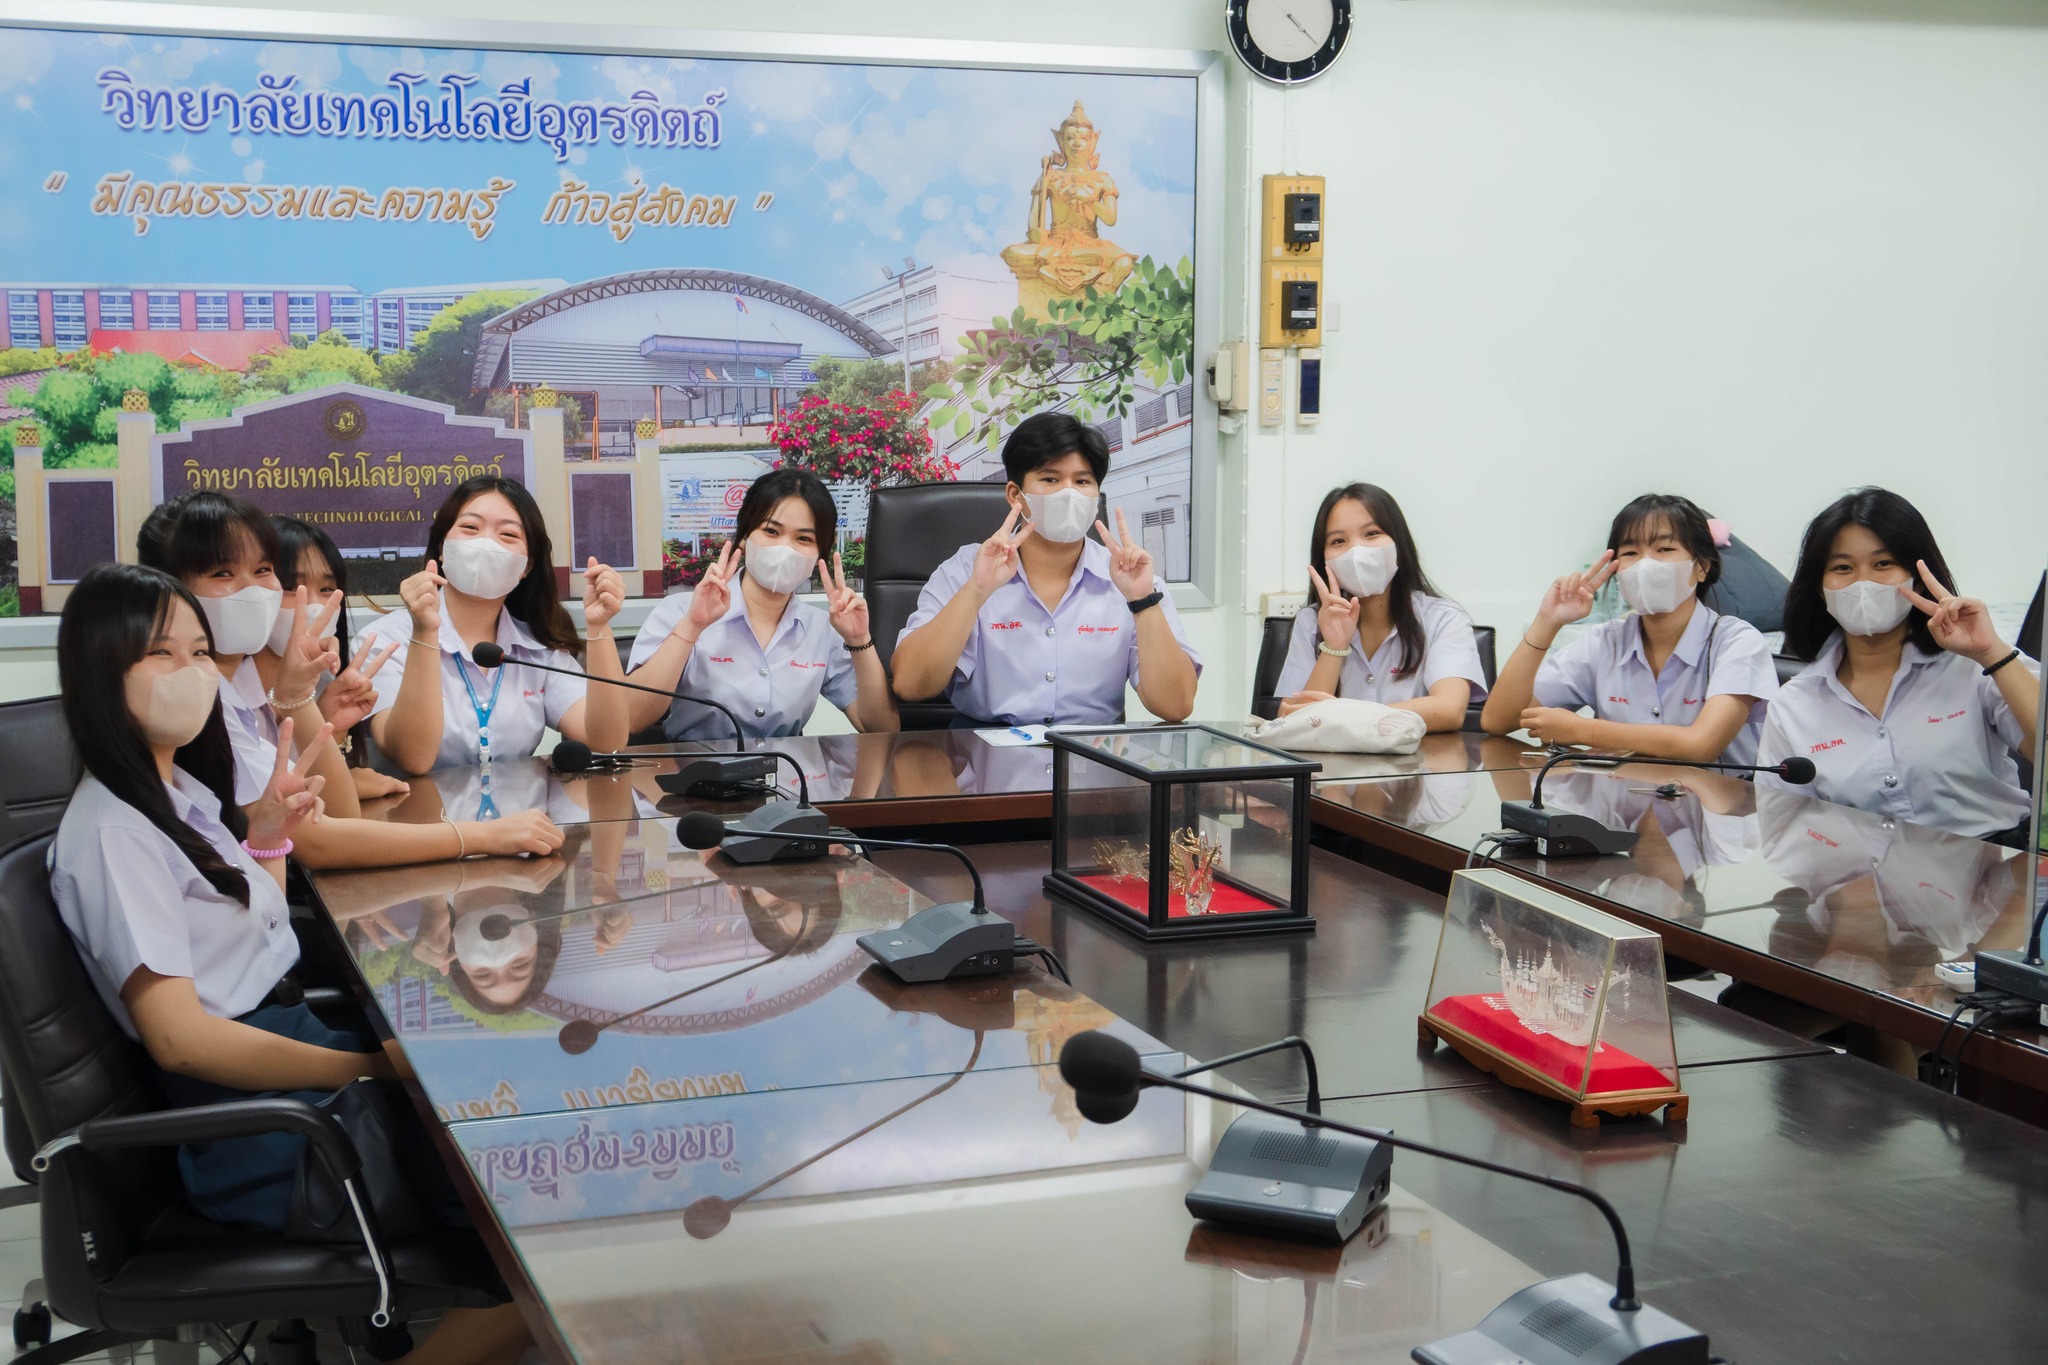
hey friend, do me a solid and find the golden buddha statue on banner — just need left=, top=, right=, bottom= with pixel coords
left=1000, top=100, right=1137, bottom=322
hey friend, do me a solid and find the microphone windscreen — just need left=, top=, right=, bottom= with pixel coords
left=552, top=740, right=593, bottom=773
left=471, top=641, right=505, bottom=668
left=479, top=914, right=511, bottom=942
left=1778, top=756, right=1817, bottom=784
left=1075, top=1085, right=1141, bottom=1125
left=676, top=811, right=730, bottom=851
left=1059, top=1030, right=1142, bottom=1096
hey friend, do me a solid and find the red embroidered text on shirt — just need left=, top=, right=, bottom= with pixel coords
left=1809, top=738, right=1846, bottom=753
left=1925, top=709, right=1967, bottom=724
left=1681, top=696, right=1705, bottom=706
left=1077, top=625, right=1121, bottom=635
left=1803, top=827, right=1840, bottom=849
left=989, top=621, right=1025, bottom=631
left=708, top=656, right=735, bottom=664
left=1606, top=695, right=1630, bottom=705
left=788, top=660, right=825, bottom=669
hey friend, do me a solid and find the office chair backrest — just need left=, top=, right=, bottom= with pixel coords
left=0, top=832, right=177, bottom=1307
left=0, top=697, right=82, bottom=836
left=1249, top=617, right=1295, bottom=720
left=867, top=481, right=1015, bottom=730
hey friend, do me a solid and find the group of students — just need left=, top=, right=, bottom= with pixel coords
left=30, top=407, right=2040, bottom=1359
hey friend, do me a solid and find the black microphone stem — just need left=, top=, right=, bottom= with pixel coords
left=691, top=823, right=989, bottom=916
left=1140, top=1069, right=1639, bottom=1310
left=1172, top=1036, right=1321, bottom=1114
left=1530, top=750, right=1800, bottom=808
left=474, top=646, right=747, bottom=753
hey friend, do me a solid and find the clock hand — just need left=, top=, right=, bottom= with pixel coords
left=1285, top=10, right=1316, bottom=40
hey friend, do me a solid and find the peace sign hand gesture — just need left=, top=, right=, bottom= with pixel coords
left=1094, top=507, right=1155, bottom=600
left=969, top=506, right=1033, bottom=599
left=822, top=552, right=871, bottom=645
left=246, top=716, right=330, bottom=851
left=274, top=587, right=344, bottom=699
left=1307, top=564, right=1362, bottom=652
left=1537, top=550, right=1617, bottom=633
left=684, top=541, right=737, bottom=637
left=320, top=637, right=402, bottom=733
left=1904, top=560, right=2007, bottom=666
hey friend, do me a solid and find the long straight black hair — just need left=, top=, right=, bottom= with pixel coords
left=58, top=563, right=251, bottom=906
left=424, top=475, right=582, bottom=658
left=1305, top=483, right=1445, bottom=680
left=1781, top=488, right=1952, bottom=661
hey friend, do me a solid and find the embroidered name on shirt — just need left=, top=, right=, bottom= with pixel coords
left=1925, top=709, right=1966, bottom=724
left=1681, top=696, right=1705, bottom=706
left=1077, top=625, right=1121, bottom=635
left=989, top=621, right=1025, bottom=631
left=1809, top=738, right=1846, bottom=753
left=708, top=656, right=735, bottom=664
left=1606, top=695, right=1630, bottom=705
left=1802, top=827, right=1840, bottom=849
left=788, top=660, right=826, bottom=669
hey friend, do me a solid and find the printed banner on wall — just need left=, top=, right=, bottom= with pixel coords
left=0, top=22, right=1200, bottom=612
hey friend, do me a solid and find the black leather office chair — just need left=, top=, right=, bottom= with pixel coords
left=0, top=832, right=505, bottom=1364
left=1463, top=625, right=1498, bottom=732
left=0, top=697, right=80, bottom=837
left=1772, top=653, right=1806, bottom=686
left=867, top=481, right=1015, bottom=730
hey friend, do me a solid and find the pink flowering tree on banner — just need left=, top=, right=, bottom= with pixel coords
left=765, top=391, right=956, bottom=578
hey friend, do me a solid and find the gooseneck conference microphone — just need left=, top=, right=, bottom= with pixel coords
left=1059, top=1031, right=1710, bottom=1365
left=468, top=642, right=776, bottom=798
left=1500, top=751, right=1818, bottom=857
left=675, top=812, right=1058, bottom=984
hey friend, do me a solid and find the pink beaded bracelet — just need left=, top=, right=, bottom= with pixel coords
left=242, top=839, right=294, bottom=860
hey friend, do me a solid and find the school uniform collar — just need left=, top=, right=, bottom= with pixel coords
left=1008, top=538, right=1115, bottom=598
left=434, top=589, right=544, bottom=658
left=718, top=571, right=808, bottom=651
left=1623, top=599, right=1717, bottom=670
left=163, top=767, right=227, bottom=828
left=1810, top=630, right=1943, bottom=709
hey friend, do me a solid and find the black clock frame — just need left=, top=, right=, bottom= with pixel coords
left=1226, top=0, right=1352, bottom=86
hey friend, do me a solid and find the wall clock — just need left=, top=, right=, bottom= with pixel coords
left=1226, top=0, right=1352, bottom=86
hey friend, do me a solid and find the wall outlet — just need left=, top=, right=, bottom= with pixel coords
left=1261, top=591, right=1308, bottom=619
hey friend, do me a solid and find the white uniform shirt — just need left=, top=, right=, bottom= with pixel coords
left=629, top=578, right=858, bottom=742
left=899, top=539, right=1202, bottom=727
left=217, top=658, right=280, bottom=807
left=1275, top=591, right=1489, bottom=703
left=49, top=771, right=298, bottom=1040
left=356, top=594, right=588, bottom=772
left=1533, top=603, right=1778, bottom=765
left=1757, top=635, right=2034, bottom=839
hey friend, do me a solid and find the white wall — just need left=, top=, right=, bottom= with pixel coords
left=14, top=0, right=2046, bottom=716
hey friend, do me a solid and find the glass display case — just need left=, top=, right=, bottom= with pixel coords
left=1046, top=725, right=1317, bottom=940
left=1418, top=868, right=1686, bottom=1127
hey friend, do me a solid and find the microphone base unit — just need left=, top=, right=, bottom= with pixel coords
left=717, top=800, right=834, bottom=864
left=656, top=754, right=780, bottom=802
left=1411, top=1271, right=1709, bottom=1365
left=855, top=902, right=1017, bottom=984
left=1498, top=801, right=1640, bottom=859
left=1968, top=950, right=2048, bottom=1009
left=1184, top=1111, right=1392, bottom=1246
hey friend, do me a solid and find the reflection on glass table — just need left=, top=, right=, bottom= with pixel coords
left=452, top=1069, right=1540, bottom=1364
left=1307, top=730, right=1549, bottom=785
left=315, top=821, right=1169, bottom=1124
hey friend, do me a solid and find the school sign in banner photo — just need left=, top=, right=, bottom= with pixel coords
left=0, top=14, right=1202, bottom=612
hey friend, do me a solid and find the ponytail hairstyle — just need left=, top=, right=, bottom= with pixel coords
left=58, top=563, right=251, bottom=906
left=424, top=476, right=582, bottom=657
left=1304, top=483, right=1446, bottom=680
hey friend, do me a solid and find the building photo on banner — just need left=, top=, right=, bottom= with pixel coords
left=0, top=21, right=1201, bottom=612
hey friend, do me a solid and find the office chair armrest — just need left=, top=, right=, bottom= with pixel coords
left=36, top=1097, right=400, bottom=1327
left=33, top=1097, right=360, bottom=1183
left=300, top=985, right=355, bottom=1011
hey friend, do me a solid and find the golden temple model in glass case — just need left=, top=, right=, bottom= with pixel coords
left=1419, top=868, right=1685, bottom=1128
left=1046, top=725, right=1317, bottom=940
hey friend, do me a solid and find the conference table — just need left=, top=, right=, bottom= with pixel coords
left=313, top=728, right=2048, bottom=1363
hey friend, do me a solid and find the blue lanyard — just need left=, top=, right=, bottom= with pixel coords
left=454, top=654, right=505, bottom=768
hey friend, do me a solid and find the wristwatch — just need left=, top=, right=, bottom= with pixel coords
left=1126, top=590, right=1165, bottom=616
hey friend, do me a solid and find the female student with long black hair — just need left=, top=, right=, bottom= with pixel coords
left=47, top=563, right=531, bottom=1365
left=1273, top=483, right=1486, bottom=731
left=361, top=475, right=631, bottom=775
left=626, top=468, right=897, bottom=739
left=1481, top=493, right=1779, bottom=763
left=141, top=492, right=564, bottom=869
left=1757, top=487, right=2039, bottom=840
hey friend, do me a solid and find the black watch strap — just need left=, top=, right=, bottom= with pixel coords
left=1126, top=590, right=1165, bottom=616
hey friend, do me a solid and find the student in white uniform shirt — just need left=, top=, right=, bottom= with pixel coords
left=1756, top=488, right=2039, bottom=842
left=1274, top=482, right=1487, bottom=730
left=362, top=474, right=632, bottom=775
left=142, top=493, right=563, bottom=872
left=627, top=469, right=898, bottom=740
left=46, top=564, right=534, bottom=1364
left=891, top=412, right=1202, bottom=727
left=1481, top=493, right=1779, bottom=764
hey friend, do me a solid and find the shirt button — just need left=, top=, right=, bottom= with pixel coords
left=758, top=667, right=769, bottom=677
left=1876, top=727, right=1886, bottom=737
left=1882, top=774, right=1898, bottom=789
left=754, top=707, right=766, bottom=717
left=1651, top=707, right=1662, bottom=718
left=1045, top=671, right=1056, bottom=682
left=267, top=916, right=278, bottom=930
left=1046, top=626, right=1056, bottom=637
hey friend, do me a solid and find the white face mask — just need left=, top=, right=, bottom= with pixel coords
left=1022, top=488, right=1096, bottom=544
left=745, top=539, right=817, bottom=596
left=197, top=584, right=282, bottom=656
left=125, top=664, right=219, bottom=749
left=265, top=595, right=338, bottom=658
left=1616, top=557, right=1696, bottom=616
left=1329, top=542, right=1398, bottom=598
left=441, top=535, right=530, bottom=600
left=452, top=905, right=538, bottom=970
left=1824, top=579, right=1913, bottom=637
